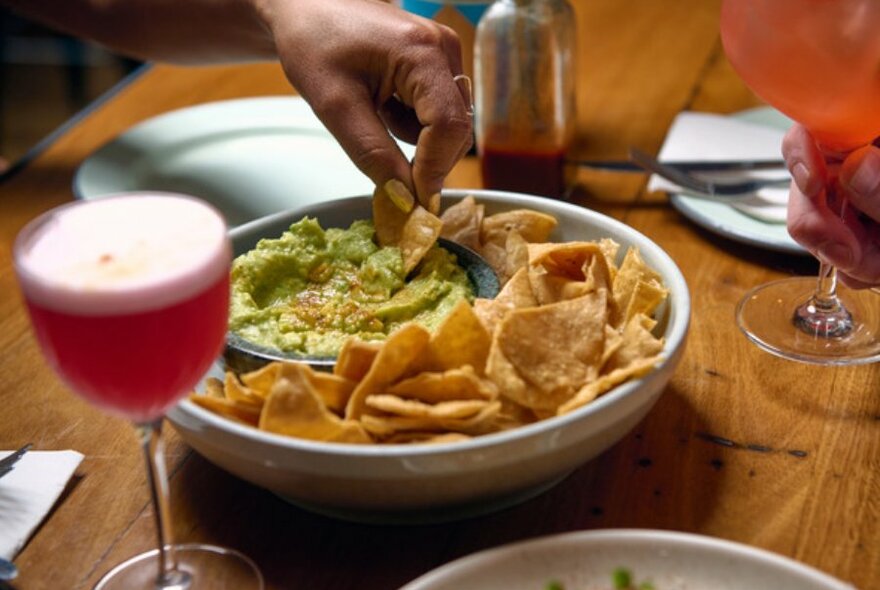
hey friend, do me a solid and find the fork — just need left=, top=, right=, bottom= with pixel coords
left=0, top=443, right=32, bottom=479
left=629, top=148, right=791, bottom=200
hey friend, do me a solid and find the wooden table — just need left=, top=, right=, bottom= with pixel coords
left=2, top=1, right=878, bottom=588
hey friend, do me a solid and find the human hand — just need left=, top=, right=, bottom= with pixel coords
left=783, top=123, right=880, bottom=288
left=254, top=0, right=473, bottom=212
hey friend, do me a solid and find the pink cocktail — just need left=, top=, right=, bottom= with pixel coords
left=720, top=0, right=880, bottom=364
left=14, top=193, right=262, bottom=589
left=721, top=0, right=880, bottom=152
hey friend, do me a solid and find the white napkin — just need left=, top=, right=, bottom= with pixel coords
left=647, top=111, right=791, bottom=223
left=0, top=450, right=83, bottom=559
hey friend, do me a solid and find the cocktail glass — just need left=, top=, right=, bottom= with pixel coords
left=720, top=0, right=880, bottom=364
left=13, top=194, right=263, bottom=589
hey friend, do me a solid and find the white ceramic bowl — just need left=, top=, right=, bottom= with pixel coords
left=167, top=189, right=691, bottom=523
left=400, top=529, right=853, bottom=590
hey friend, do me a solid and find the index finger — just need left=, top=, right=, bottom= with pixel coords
left=396, top=33, right=474, bottom=207
left=411, top=75, right=474, bottom=208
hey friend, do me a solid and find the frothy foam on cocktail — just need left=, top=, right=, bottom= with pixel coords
left=16, top=194, right=230, bottom=315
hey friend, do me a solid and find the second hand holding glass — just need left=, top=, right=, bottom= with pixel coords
left=720, top=0, right=880, bottom=364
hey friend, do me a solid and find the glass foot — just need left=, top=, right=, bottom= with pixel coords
left=737, top=277, right=880, bottom=365
left=93, top=544, right=263, bottom=590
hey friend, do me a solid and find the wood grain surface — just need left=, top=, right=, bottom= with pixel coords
left=1, top=1, right=877, bottom=588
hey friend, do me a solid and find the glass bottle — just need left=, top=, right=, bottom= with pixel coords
left=474, top=0, right=576, bottom=198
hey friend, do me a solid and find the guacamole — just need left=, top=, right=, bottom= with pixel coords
left=229, top=217, right=474, bottom=357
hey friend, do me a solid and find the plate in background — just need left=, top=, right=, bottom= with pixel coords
left=669, top=107, right=807, bottom=256
left=400, top=529, right=853, bottom=590
left=73, top=96, right=415, bottom=227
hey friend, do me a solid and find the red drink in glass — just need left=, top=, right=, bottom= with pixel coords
left=23, top=273, right=228, bottom=421
left=13, top=194, right=262, bottom=589
left=15, top=194, right=230, bottom=422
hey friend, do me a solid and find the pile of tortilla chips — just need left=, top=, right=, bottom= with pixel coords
left=191, top=191, right=669, bottom=445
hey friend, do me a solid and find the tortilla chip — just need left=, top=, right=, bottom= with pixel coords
left=604, top=313, right=664, bottom=374
left=373, top=183, right=444, bottom=273
left=526, top=242, right=613, bottom=305
left=491, top=397, right=538, bottom=431
left=389, top=366, right=496, bottom=403
left=382, top=432, right=473, bottom=444
left=365, top=395, right=489, bottom=419
left=479, top=240, right=509, bottom=283
left=224, top=371, right=265, bottom=406
left=400, top=207, right=444, bottom=274
left=344, top=323, right=431, bottom=419
left=190, top=394, right=262, bottom=427
left=472, top=268, right=538, bottom=334
left=477, top=209, right=558, bottom=284
left=486, top=292, right=609, bottom=410
left=558, top=355, right=662, bottom=415
left=600, top=324, right=625, bottom=369
left=373, top=181, right=408, bottom=245
left=239, top=363, right=283, bottom=397
left=503, top=230, right=530, bottom=283
left=440, top=195, right=483, bottom=250
left=423, top=300, right=492, bottom=374
left=259, top=365, right=371, bottom=443
left=528, top=242, right=597, bottom=279
left=334, top=338, right=382, bottom=382
left=238, top=361, right=353, bottom=414
left=480, top=209, right=558, bottom=244
left=612, top=247, right=668, bottom=327
left=597, top=238, right=621, bottom=281
left=204, top=377, right=225, bottom=398
left=306, top=371, right=356, bottom=414
left=361, top=401, right=502, bottom=436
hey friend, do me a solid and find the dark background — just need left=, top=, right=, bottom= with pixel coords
left=0, top=9, right=139, bottom=172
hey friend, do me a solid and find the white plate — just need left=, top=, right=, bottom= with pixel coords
left=73, top=96, right=415, bottom=227
left=669, top=107, right=808, bottom=256
left=400, top=529, right=853, bottom=590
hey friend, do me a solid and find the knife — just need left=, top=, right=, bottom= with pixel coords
left=570, top=158, right=787, bottom=172
left=0, top=443, right=32, bottom=479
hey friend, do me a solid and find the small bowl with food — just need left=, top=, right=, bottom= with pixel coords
left=168, top=188, right=690, bottom=523
left=400, top=529, right=853, bottom=590
left=223, top=199, right=500, bottom=373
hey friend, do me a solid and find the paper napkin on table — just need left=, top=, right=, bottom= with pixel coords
left=0, top=449, right=83, bottom=560
left=647, top=111, right=791, bottom=223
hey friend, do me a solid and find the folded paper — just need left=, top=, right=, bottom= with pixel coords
left=0, top=450, right=83, bottom=560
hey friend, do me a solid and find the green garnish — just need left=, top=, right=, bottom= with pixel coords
left=611, top=567, right=655, bottom=589
left=612, top=567, right=632, bottom=588
left=543, top=569, right=655, bottom=590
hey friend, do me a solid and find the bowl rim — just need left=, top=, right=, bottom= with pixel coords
left=399, top=528, right=853, bottom=589
left=172, top=188, right=691, bottom=457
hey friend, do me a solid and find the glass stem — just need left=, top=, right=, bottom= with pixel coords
left=813, top=262, right=840, bottom=309
left=137, top=420, right=190, bottom=589
left=792, top=176, right=854, bottom=338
